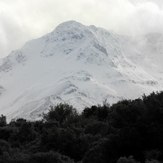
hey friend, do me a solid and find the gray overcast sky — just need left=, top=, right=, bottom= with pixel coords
left=0, top=0, right=163, bottom=58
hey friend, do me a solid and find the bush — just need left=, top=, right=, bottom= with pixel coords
left=29, top=151, right=74, bottom=163
left=117, top=156, right=140, bottom=163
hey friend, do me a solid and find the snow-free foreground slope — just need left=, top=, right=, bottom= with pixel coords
left=0, top=20, right=163, bottom=121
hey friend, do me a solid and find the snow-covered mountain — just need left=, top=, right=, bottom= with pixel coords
left=0, top=20, right=163, bottom=121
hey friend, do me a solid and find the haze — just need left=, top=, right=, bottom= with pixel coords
left=0, top=0, right=163, bottom=58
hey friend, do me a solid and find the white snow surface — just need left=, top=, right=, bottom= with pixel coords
left=0, top=20, right=163, bottom=121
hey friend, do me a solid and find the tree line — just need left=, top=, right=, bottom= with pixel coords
left=0, top=91, right=163, bottom=163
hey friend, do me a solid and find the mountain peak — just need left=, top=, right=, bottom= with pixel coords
left=52, top=20, right=86, bottom=34
left=56, top=20, right=83, bottom=28
left=50, top=20, right=93, bottom=42
left=0, top=21, right=163, bottom=121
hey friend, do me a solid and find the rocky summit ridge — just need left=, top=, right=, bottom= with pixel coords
left=0, top=20, right=163, bottom=121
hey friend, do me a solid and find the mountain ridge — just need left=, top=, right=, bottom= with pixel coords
left=0, top=20, right=163, bottom=121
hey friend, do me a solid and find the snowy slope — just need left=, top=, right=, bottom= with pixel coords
left=0, top=20, right=163, bottom=121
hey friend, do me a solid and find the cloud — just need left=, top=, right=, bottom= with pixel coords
left=121, top=1, right=163, bottom=35
left=0, top=0, right=163, bottom=57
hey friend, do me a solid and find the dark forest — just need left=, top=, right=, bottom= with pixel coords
left=0, top=91, right=163, bottom=163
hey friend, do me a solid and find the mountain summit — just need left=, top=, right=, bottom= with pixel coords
left=0, top=20, right=163, bottom=120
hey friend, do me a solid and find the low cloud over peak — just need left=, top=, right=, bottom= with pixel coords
left=0, top=0, right=163, bottom=57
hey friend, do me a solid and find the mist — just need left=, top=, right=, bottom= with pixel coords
left=0, top=0, right=163, bottom=57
